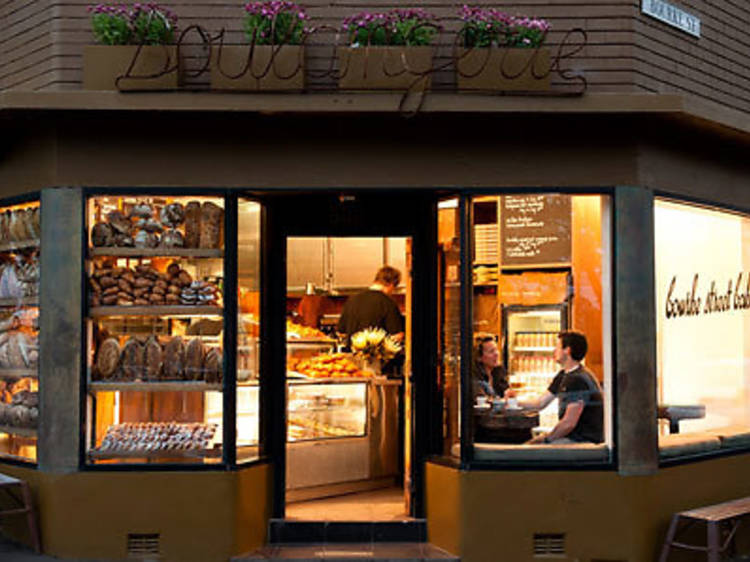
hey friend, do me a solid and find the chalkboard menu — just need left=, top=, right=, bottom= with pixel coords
left=500, top=194, right=571, bottom=267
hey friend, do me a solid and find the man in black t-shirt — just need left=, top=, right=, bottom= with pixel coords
left=337, top=265, right=404, bottom=344
left=516, top=331, right=603, bottom=444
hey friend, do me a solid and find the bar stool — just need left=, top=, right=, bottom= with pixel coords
left=0, top=473, right=41, bottom=553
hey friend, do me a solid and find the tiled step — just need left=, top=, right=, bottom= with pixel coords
left=269, top=520, right=427, bottom=543
left=232, top=542, right=459, bottom=562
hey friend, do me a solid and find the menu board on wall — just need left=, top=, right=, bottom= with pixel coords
left=500, top=195, right=571, bottom=267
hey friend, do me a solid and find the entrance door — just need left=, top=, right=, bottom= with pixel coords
left=261, top=192, right=437, bottom=520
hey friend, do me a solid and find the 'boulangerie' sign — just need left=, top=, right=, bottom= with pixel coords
left=665, top=272, right=750, bottom=318
left=642, top=0, right=701, bottom=38
left=500, top=194, right=571, bottom=267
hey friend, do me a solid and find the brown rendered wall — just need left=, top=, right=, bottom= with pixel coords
left=2, top=1, right=749, bottom=117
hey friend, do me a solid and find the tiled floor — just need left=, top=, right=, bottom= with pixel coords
left=286, top=487, right=408, bottom=521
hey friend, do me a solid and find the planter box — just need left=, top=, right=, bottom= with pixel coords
left=83, top=45, right=179, bottom=91
left=456, top=47, right=550, bottom=91
left=210, top=45, right=304, bottom=91
left=338, top=46, right=434, bottom=90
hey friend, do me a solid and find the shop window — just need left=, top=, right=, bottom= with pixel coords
left=438, top=198, right=461, bottom=457
left=237, top=199, right=260, bottom=463
left=655, top=200, right=750, bottom=458
left=0, top=199, right=40, bottom=463
left=84, top=195, right=225, bottom=466
left=470, top=194, right=612, bottom=462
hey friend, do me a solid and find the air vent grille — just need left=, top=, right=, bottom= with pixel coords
left=533, top=533, right=565, bottom=557
left=127, top=533, right=160, bottom=557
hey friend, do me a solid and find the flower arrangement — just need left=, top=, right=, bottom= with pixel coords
left=458, top=5, right=550, bottom=48
left=350, top=328, right=402, bottom=363
left=88, top=2, right=178, bottom=45
left=343, top=8, right=438, bottom=47
left=243, top=0, right=308, bottom=45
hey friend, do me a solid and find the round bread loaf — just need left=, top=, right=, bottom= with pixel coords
left=144, top=335, right=162, bottom=381
left=121, top=338, right=144, bottom=381
left=163, top=337, right=185, bottom=380
left=185, top=338, right=204, bottom=381
left=96, top=338, right=121, bottom=379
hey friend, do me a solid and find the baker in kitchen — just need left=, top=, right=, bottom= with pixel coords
left=337, top=266, right=405, bottom=373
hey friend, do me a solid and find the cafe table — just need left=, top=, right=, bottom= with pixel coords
left=474, top=403, right=540, bottom=443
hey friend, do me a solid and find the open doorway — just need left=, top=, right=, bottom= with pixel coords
left=284, top=236, right=412, bottom=521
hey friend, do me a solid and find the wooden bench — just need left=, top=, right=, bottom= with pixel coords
left=659, top=496, right=750, bottom=562
left=0, top=473, right=41, bottom=553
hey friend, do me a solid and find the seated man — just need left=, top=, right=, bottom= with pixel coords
left=516, top=330, right=604, bottom=444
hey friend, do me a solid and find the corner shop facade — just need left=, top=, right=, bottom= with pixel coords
left=2, top=2, right=750, bottom=561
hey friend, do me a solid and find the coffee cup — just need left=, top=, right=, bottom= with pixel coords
left=476, top=396, right=488, bottom=407
left=507, top=397, right=519, bottom=409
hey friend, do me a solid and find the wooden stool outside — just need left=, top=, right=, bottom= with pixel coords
left=0, top=473, right=41, bottom=553
left=659, top=497, right=750, bottom=562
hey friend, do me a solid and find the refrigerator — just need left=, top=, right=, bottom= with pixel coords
left=502, top=304, right=568, bottom=430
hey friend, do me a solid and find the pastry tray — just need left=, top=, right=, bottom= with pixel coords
left=89, top=447, right=222, bottom=460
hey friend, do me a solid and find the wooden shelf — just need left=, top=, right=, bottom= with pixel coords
left=0, top=425, right=37, bottom=438
left=513, top=346, right=555, bottom=352
left=90, top=305, right=223, bottom=317
left=0, top=239, right=39, bottom=253
left=0, top=369, right=37, bottom=380
left=89, top=447, right=221, bottom=460
left=89, top=381, right=221, bottom=392
left=89, top=247, right=223, bottom=259
left=0, top=296, right=38, bottom=308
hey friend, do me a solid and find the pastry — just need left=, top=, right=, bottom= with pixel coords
left=184, top=201, right=201, bottom=248
left=199, top=202, right=223, bottom=249
left=160, top=229, right=184, bottom=248
left=96, top=338, right=120, bottom=379
left=134, top=230, right=159, bottom=248
left=91, top=222, right=114, bottom=247
left=163, top=336, right=185, bottom=380
left=160, top=203, right=185, bottom=228
left=129, top=203, right=153, bottom=219
left=106, top=210, right=132, bottom=235
left=185, top=338, right=204, bottom=380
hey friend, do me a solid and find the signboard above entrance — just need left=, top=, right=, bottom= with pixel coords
left=642, top=0, right=701, bottom=38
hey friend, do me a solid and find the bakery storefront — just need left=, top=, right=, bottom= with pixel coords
left=0, top=97, right=747, bottom=562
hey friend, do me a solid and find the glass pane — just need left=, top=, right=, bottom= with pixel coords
left=471, top=194, right=612, bottom=458
left=85, top=195, right=225, bottom=465
left=237, top=199, right=261, bottom=463
left=438, top=198, right=461, bottom=457
left=0, top=199, right=40, bottom=463
left=655, top=200, right=750, bottom=446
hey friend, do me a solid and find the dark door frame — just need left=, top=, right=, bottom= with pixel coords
left=258, top=190, right=438, bottom=519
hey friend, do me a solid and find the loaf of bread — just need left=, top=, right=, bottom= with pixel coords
left=121, top=338, right=144, bottom=381
left=163, top=336, right=185, bottom=380
left=204, top=347, right=222, bottom=383
left=184, top=201, right=201, bottom=248
left=144, top=335, right=162, bottom=381
left=185, top=338, right=204, bottom=381
left=199, top=202, right=223, bottom=249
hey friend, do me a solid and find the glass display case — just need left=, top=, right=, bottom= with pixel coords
left=0, top=199, right=40, bottom=463
left=84, top=194, right=225, bottom=465
left=287, top=380, right=367, bottom=441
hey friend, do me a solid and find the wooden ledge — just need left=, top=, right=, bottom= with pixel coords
left=0, top=91, right=749, bottom=138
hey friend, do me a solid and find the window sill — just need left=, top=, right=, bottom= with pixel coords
left=659, top=427, right=750, bottom=460
left=470, top=443, right=610, bottom=463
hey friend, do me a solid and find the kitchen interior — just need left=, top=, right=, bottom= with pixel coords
left=284, top=236, right=411, bottom=520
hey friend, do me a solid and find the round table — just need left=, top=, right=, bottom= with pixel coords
left=474, top=407, right=540, bottom=443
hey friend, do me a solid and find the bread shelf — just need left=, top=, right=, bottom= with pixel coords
left=0, top=239, right=39, bottom=253
left=89, top=381, right=222, bottom=392
left=0, top=297, right=38, bottom=308
left=0, top=369, right=38, bottom=380
left=89, top=247, right=223, bottom=259
left=0, top=425, right=37, bottom=438
left=90, top=305, right=223, bottom=317
left=88, top=447, right=222, bottom=460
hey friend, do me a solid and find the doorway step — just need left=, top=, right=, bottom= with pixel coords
left=231, top=521, right=459, bottom=561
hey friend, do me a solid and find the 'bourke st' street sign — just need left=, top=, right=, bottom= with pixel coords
left=642, top=0, right=701, bottom=38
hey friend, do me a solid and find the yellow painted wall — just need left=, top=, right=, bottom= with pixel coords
left=427, top=454, right=750, bottom=562
left=0, top=462, right=271, bottom=561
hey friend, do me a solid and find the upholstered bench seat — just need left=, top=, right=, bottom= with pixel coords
left=473, top=443, right=609, bottom=462
left=705, top=425, right=750, bottom=449
left=659, top=432, right=721, bottom=459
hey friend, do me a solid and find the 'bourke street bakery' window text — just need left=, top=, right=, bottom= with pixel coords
left=656, top=200, right=750, bottom=460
